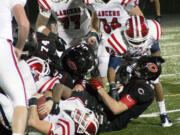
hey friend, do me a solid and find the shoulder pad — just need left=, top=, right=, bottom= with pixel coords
left=107, top=29, right=127, bottom=55
left=147, top=20, right=162, bottom=41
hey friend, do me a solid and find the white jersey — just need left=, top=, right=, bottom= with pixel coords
left=106, top=19, right=162, bottom=57
left=94, top=0, right=138, bottom=38
left=44, top=97, right=86, bottom=135
left=38, top=0, right=96, bottom=45
left=0, top=0, right=27, bottom=41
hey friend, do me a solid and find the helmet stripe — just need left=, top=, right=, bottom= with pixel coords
left=137, top=16, right=142, bottom=37
left=132, top=16, right=137, bottom=38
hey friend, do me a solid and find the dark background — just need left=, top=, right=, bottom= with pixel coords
left=25, top=0, right=180, bottom=24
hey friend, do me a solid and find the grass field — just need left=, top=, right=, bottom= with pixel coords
left=100, top=25, right=180, bottom=135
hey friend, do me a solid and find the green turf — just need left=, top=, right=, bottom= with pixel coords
left=100, top=25, right=180, bottom=135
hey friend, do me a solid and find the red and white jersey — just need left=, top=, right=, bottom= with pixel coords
left=38, top=0, right=96, bottom=45
left=36, top=76, right=60, bottom=93
left=44, top=97, right=85, bottom=135
left=0, top=0, right=27, bottom=41
left=94, top=0, right=138, bottom=38
left=106, top=19, right=162, bottom=57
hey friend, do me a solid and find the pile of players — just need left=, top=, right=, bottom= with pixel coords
left=0, top=0, right=172, bottom=135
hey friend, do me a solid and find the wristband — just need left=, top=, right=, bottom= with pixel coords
left=46, top=96, right=53, bottom=101
left=37, top=25, right=46, bottom=33
left=29, top=97, right=37, bottom=106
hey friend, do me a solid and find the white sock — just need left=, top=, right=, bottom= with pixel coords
left=157, top=100, right=167, bottom=114
left=12, top=133, right=24, bottom=135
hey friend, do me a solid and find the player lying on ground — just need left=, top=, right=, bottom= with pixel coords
left=39, top=55, right=165, bottom=133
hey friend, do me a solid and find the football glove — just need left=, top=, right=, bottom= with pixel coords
left=89, top=77, right=103, bottom=91
left=109, top=83, right=119, bottom=101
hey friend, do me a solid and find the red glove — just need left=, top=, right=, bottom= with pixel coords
left=89, top=77, right=103, bottom=91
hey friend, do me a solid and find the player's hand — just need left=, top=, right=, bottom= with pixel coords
left=37, top=100, right=53, bottom=115
left=109, top=89, right=120, bottom=101
left=14, top=47, right=22, bottom=60
left=109, top=83, right=120, bottom=100
left=88, top=36, right=97, bottom=46
left=89, top=77, right=103, bottom=91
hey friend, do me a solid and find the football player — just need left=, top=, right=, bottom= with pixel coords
left=92, top=0, right=143, bottom=87
left=88, top=56, right=166, bottom=132
left=28, top=94, right=99, bottom=135
left=42, top=55, right=166, bottom=133
left=35, top=0, right=100, bottom=49
left=105, top=15, right=172, bottom=127
left=0, top=42, right=97, bottom=134
left=22, top=32, right=97, bottom=93
left=0, top=0, right=30, bottom=135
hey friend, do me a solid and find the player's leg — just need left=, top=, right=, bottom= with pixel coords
left=151, top=41, right=172, bottom=127
left=107, top=55, right=121, bottom=90
left=154, top=81, right=172, bottom=127
left=97, top=42, right=110, bottom=88
left=0, top=40, right=28, bottom=134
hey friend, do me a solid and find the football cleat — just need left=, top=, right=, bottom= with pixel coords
left=160, top=113, right=173, bottom=127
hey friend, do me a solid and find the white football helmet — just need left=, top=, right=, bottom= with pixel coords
left=71, top=108, right=99, bottom=135
left=26, top=57, right=50, bottom=81
left=124, top=16, right=149, bottom=51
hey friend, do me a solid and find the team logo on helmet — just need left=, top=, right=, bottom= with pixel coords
left=146, top=63, right=158, bottom=73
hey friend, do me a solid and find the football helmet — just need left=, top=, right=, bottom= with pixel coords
left=61, top=43, right=95, bottom=77
left=72, top=108, right=99, bottom=135
left=26, top=57, right=50, bottom=81
left=134, top=56, right=165, bottom=80
left=124, top=16, right=149, bottom=51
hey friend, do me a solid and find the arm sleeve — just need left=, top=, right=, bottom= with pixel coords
left=38, top=0, right=51, bottom=18
left=118, top=0, right=139, bottom=12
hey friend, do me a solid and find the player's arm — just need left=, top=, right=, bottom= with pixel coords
left=129, top=5, right=144, bottom=16
left=28, top=95, right=52, bottom=134
left=12, top=4, right=30, bottom=59
left=35, top=13, right=50, bottom=36
left=89, top=78, right=129, bottom=115
left=52, top=84, right=73, bottom=102
left=90, top=11, right=100, bottom=33
left=98, top=87, right=128, bottom=115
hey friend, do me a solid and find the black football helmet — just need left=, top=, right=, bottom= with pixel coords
left=134, top=56, right=165, bottom=81
left=61, top=43, right=95, bottom=77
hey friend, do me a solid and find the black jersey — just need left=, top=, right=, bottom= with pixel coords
left=71, top=78, right=154, bottom=133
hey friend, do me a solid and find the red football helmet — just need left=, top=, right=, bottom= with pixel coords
left=72, top=108, right=99, bottom=135
left=124, top=16, right=149, bottom=50
left=26, top=57, right=50, bottom=81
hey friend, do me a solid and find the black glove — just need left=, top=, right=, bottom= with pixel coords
left=48, top=32, right=66, bottom=51
left=50, top=101, right=60, bottom=115
left=109, top=83, right=119, bottom=101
